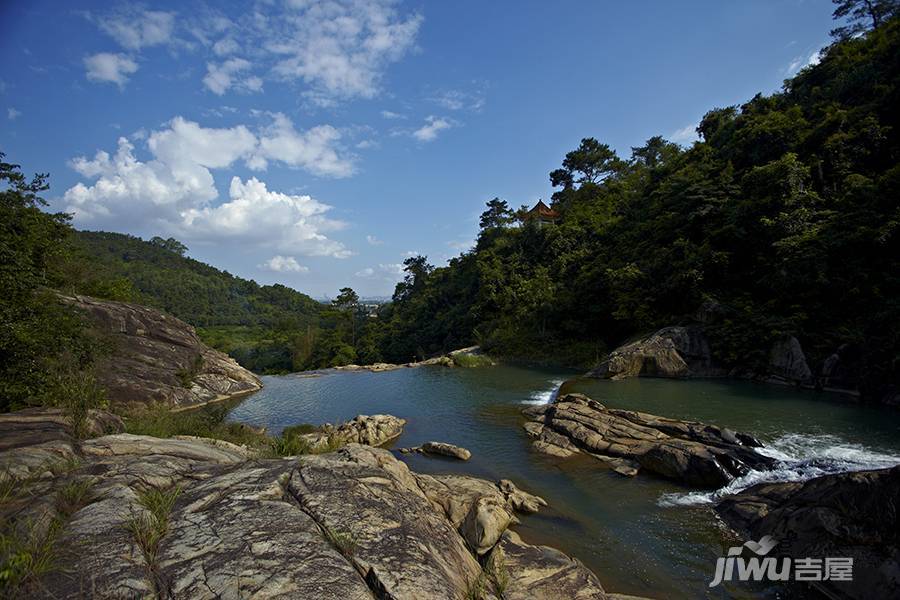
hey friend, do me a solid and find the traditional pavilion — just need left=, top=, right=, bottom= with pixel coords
left=526, top=200, right=560, bottom=227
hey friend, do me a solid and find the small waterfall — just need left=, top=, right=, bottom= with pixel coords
left=659, top=432, right=900, bottom=507
left=522, top=378, right=567, bottom=405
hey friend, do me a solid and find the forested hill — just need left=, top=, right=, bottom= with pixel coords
left=374, top=14, right=900, bottom=401
left=69, top=231, right=321, bottom=329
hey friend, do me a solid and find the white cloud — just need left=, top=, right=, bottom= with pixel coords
left=431, top=89, right=485, bottom=112
left=366, top=235, right=383, bottom=245
left=785, top=48, right=823, bottom=76
left=147, top=116, right=256, bottom=169
left=381, top=110, right=405, bottom=119
left=251, top=112, right=354, bottom=177
left=260, top=255, right=309, bottom=273
left=63, top=116, right=355, bottom=254
left=7, top=107, right=21, bottom=120
left=212, top=37, right=240, bottom=56
left=64, top=136, right=215, bottom=226
left=670, top=123, right=698, bottom=145
left=268, top=0, right=423, bottom=103
left=203, top=58, right=262, bottom=95
left=84, top=53, right=139, bottom=87
left=182, top=177, right=351, bottom=258
left=98, top=9, right=176, bottom=50
left=379, top=263, right=404, bottom=276
left=355, top=263, right=403, bottom=279
left=413, top=116, right=453, bottom=142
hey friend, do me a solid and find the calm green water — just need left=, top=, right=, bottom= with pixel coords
left=227, top=366, right=900, bottom=599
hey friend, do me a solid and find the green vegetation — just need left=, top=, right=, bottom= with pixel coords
left=370, top=13, right=900, bottom=401
left=124, top=404, right=271, bottom=449
left=126, top=485, right=181, bottom=568
left=451, top=353, right=494, bottom=368
left=0, top=156, right=108, bottom=412
left=323, top=526, right=358, bottom=559
left=0, top=477, right=95, bottom=596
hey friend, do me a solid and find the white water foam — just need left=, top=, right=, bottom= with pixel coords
left=658, top=432, right=900, bottom=507
left=522, top=379, right=566, bottom=405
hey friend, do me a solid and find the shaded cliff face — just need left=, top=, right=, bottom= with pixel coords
left=61, top=294, right=262, bottom=410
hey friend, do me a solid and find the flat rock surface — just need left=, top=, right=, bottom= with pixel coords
left=523, top=393, right=774, bottom=487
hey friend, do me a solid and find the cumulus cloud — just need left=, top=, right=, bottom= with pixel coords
left=267, top=0, right=423, bottom=103
left=366, top=235, right=383, bottom=245
left=413, top=116, right=453, bottom=142
left=203, top=58, right=262, bottom=95
left=97, top=8, right=176, bottom=50
left=182, top=177, right=351, bottom=258
left=250, top=113, right=354, bottom=177
left=84, top=53, right=139, bottom=87
left=259, top=255, right=309, bottom=273
left=7, top=107, right=21, bottom=120
left=63, top=115, right=355, bottom=258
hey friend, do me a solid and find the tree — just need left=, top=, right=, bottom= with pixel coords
left=0, top=153, right=100, bottom=410
left=150, top=236, right=189, bottom=256
left=392, top=256, right=433, bottom=303
left=479, top=198, right=514, bottom=230
left=332, top=287, right=360, bottom=311
left=551, top=138, right=622, bottom=187
left=831, top=0, right=899, bottom=38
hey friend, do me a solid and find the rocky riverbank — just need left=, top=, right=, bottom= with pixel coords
left=584, top=322, right=898, bottom=406
left=523, top=393, right=774, bottom=487
left=715, top=466, right=900, bottom=600
left=0, top=408, right=638, bottom=599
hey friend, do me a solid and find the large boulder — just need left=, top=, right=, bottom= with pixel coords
left=766, top=335, right=813, bottom=385
left=716, top=466, right=900, bottom=600
left=587, top=325, right=724, bottom=380
left=60, top=294, right=262, bottom=410
left=523, top=393, right=773, bottom=488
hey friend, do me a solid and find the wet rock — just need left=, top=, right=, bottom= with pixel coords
left=60, top=294, right=262, bottom=410
left=716, top=466, right=900, bottom=600
left=522, top=394, right=773, bottom=488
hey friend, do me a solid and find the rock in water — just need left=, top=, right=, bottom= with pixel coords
left=587, top=325, right=722, bottom=379
left=300, top=414, right=406, bottom=450
left=715, top=466, right=900, bottom=600
left=408, top=441, right=472, bottom=460
left=523, top=393, right=773, bottom=488
left=60, top=294, right=262, bottom=410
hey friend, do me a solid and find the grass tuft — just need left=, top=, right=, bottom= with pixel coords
left=323, top=526, right=357, bottom=559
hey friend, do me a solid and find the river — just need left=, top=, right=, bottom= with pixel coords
left=225, top=364, right=900, bottom=598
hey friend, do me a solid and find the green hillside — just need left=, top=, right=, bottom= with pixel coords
left=67, top=231, right=324, bottom=373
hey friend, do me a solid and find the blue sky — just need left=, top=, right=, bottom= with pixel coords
left=0, top=0, right=836, bottom=298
